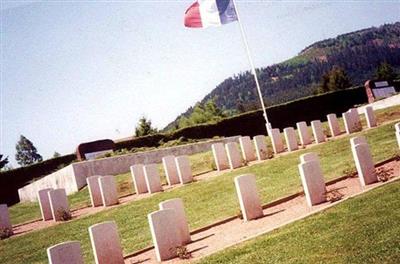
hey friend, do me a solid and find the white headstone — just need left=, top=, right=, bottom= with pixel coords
left=211, top=143, right=229, bottom=171
left=0, top=204, right=12, bottom=232
left=175, top=156, right=193, bottom=184
left=143, top=164, right=162, bottom=194
left=327, top=113, right=341, bottom=137
left=270, top=128, right=284, bottom=154
left=130, top=164, right=148, bottom=194
left=162, top=156, right=180, bottom=186
left=296, top=121, right=312, bottom=146
left=47, top=241, right=84, bottom=264
left=159, top=198, right=191, bottom=244
left=239, top=136, right=256, bottom=162
left=364, top=106, right=377, bottom=128
left=298, top=160, right=327, bottom=207
left=89, top=221, right=124, bottom=264
left=234, top=174, right=263, bottom=221
left=299, top=152, right=320, bottom=164
left=48, top=189, right=70, bottom=222
left=253, top=135, right=268, bottom=160
left=396, top=123, right=400, bottom=149
left=284, top=127, right=299, bottom=152
left=37, top=188, right=54, bottom=221
left=87, top=176, right=103, bottom=207
left=225, top=142, right=242, bottom=169
left=98, top=176, right=119, bottom=207
left=148, top=209, right=182, bottom=261
left=311, top=120, right=325, bottom=144
left=351, top=142, right=377, bottom=186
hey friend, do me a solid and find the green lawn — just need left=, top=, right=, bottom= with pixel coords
left=9, top=149, right=216, bottom=225
left=198, top=180, right=400, bottom=264
left=1, top=106, right=399, bottom=264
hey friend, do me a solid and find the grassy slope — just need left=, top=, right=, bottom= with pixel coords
left=199, top=180, right=400, bottom=264
left=1, top=106, right=399, bottom=263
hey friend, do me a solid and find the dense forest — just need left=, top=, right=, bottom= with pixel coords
left=164, top=22, right=400, bottom=131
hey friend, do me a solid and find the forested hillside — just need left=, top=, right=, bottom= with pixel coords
left=164, top=22, right=400, bottom=131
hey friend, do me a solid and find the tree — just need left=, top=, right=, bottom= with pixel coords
left=178, top=99, right=226, bottom=128
left=0, top=154, right=9, bottom=170
left=375, top=61, right=397, bottom=80
left=53, top=152, right=61, bottom=158
left=134, top=116, right=158, bottom=137
left=318, top=67, right=351, bottom=93
left=15, top=135, right=43, bottom=166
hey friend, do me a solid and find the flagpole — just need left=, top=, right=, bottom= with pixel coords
left=232, top=0, right=272, bottom=133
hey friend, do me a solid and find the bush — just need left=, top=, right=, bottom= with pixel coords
left=0, top=227, right=13, bottom=240
left=0, top=154, right=76, bottom=205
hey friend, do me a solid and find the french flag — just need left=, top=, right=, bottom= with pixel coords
left=184, top=0, right=238, bottom=28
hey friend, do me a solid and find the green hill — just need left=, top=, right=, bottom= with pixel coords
left=164, top=22, right=400, bottom=131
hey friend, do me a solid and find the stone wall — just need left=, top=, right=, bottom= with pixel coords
left=18, top=136, right=240, bottom=202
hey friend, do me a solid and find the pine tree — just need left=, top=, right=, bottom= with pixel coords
left=15, top=135, right=43, bottom=166
left=318, top=67, right=351, bottom=93
left=134, top=117, right=158, bottom=137
left=53, top=152, right=61, bottom=158
left=375, top=61, right=397, bottom=80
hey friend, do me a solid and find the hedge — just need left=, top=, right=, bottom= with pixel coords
left=0, top=154, right=76, bottom=205
left=115, top=86, right=369, bottom=150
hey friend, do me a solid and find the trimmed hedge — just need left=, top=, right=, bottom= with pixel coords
left=0, top=154, right=76, bottom=205
left=116, top=86, right=368, bottom=150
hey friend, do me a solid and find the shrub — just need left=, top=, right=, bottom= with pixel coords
left=0, top=227, right=13, bottom=240
left=175, top=246, right=192, bottom=259
left=56, top=208, right=72, bottom=221
left=376, top=167, right=393, bottom=182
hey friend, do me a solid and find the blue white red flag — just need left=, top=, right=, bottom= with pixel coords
left=184, top=0, right=238, bottom=28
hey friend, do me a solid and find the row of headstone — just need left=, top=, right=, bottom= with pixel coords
left=343, top=106, right=377, bottom=135
left=38, top=188, right=70, bottom=222
left=212, top=136, right=269, bottom=171
left=47, top=198, right=192, bottom=263
left=274, top=119, right=326, bottom=154
left=130, top=155, right=193, bottom=195
left=86, top=175, right=119, bottom=207
left=297, top=136, right=378, bottom=207
left=234, top=135, right=382, bottom=221
left=47, top=221, right=124, bottom=264
left=0, top=204, right=13, bottom=236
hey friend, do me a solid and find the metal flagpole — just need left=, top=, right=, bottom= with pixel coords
left=232, top=0, right=272, bottom=133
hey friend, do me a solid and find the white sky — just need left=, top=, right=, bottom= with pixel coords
left=1, top=0, right=399, bottom=166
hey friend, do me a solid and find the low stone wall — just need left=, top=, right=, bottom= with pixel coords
left=18, top=165, right=79, bottom=202
left=18, top=136, right=240, bottom=202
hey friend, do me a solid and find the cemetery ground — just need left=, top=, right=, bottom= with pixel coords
left=199, top=180, right=400, bottom=264
left=1, top=105, right=399, bottom=263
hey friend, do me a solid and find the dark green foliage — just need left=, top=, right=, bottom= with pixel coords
left=15, top=135, right=43, bottom=166
left=116, top=87, right=368, bottom=151
left=0, top=154, right=9, bottom=170
left=165, top=22, right=400, bottom=130
left=375, top=61, right=398, bottom=80
left=134, top=116, right=158, bottom=137
left=0, top=154, right=76, bottom=205
left=53, top=152, right=61, bottom=158
left=318, top=67, right=352, bottom=93
left=178, top=99, right=226, bottom=129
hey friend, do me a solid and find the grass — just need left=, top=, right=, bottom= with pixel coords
left=1, top=106, right=399, bottom=263
left=198, top=180, right=400, bottom=264
left=9, top=149, right=216, bottom=225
